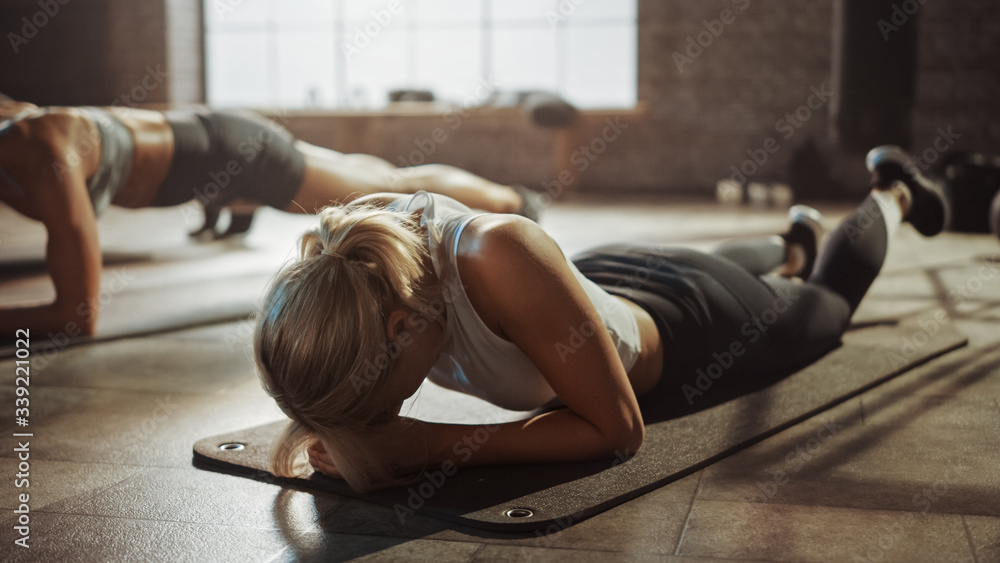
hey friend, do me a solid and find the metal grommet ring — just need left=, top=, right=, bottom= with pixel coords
left=219, top=442, right=245, bottom=451
left=504, top=508, right=534, bottom=518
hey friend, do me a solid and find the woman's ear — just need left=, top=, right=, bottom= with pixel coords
left=384, top=309, right=411, bottom=343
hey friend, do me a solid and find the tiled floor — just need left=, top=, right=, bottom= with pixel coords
left=2, top=196, right=999, bottom=562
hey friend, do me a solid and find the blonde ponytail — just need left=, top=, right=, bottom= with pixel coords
left=255, top=202, right=439, bottom=492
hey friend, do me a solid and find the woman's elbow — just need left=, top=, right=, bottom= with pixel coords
left=626, top=423, right=646, bottom=455
left=607, top=419, right=645, bottom=458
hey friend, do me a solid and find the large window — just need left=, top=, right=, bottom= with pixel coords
left=205, top=0, right=637, bottom=109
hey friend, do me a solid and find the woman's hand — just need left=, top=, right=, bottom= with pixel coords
left=307, top=440, right=343, bottom=479
left=306, top=417, right=429, bottom=485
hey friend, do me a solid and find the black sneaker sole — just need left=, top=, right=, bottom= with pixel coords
left=866, top=146, right=948, bottom=237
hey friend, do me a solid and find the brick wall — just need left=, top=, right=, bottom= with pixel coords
left=581, top=0, right=1000, bottom=195
left=911, top=0, right=1000, bottom=157
left=0, top=0, right=110, bottom=105
left=601, top=0, right=836, bottom=193
left=0, top=0, right=200, bottom=107
left=102, top=0, right=170, bottom=106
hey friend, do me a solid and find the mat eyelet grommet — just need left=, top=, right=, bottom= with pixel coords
left=219, top=442, right=245, bottom=451
left=504, top=508, right=533, bottom=518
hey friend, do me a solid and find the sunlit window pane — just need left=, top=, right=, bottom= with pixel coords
left=204, top=0, right=271, bottom=27
left=492, top=28, right=558, bottom=92
left=344, top=30, right=409, bottom=108
left=205, top=0, right=638, bottom=109
left=273, top=0, right=334, bottom=26
left=563, top=23, right=636, bottom=108
left=206, top=31, right=272, bottom=107
left=414, top=0, right=481, bottom=26
left=561, top=0, right=637, bottom=22
left=491, top=0, right=557, bottom=25
left=276, top=32, right=336, bottom=107
left=415, top=29, right=483, bottom=103
left=345, top=0, right=407, bottom=25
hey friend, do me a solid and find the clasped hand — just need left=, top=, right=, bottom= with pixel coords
left=307, top=416, right=429, bottom=485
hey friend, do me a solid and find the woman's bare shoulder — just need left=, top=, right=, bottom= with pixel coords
left=455, top=214, right=566, bottom=320
left=0, top=108, right=88, bottom=155
left=458, top=213, right=558, bottom=262
left=0, top=110, right=96, bottom=220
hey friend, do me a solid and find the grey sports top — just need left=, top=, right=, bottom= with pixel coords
left=389, top=192, right=641, bottom=412
left=0, top=107, right=134, bottom=216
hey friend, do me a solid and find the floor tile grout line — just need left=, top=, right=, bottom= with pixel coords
left=48, top=465, right=151, bottom=514
left=465, top=543, right=486, bottom=562
left=673, top=469, right=705, bottom=557
left=683, top=497, right=995, bottom=522
left=961, top=514, right=980, bottom=563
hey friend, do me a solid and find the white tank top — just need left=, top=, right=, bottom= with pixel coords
left=390, top=192, right=641, bottom=411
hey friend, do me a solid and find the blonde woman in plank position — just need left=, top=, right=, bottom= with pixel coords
left=255, top=146, right=946, bottom=491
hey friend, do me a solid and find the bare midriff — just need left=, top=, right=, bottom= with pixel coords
left=101, top=107, right=174, bottom=208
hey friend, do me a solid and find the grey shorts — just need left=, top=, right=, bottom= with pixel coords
left=154, top=110, right=306, bottom=210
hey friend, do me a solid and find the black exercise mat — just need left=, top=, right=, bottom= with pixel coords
left=194, top=313, right=966, bottom=533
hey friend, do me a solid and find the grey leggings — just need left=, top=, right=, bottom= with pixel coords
left=573, top=195, right=889, bottom=409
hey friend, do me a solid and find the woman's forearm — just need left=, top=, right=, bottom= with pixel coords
left=312, top=412, right=636, bottom=490
left=423, top=408, right=642, bottom=471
